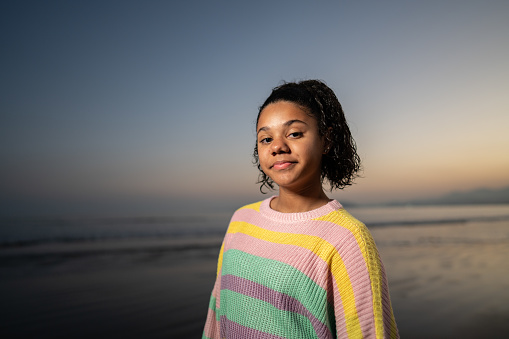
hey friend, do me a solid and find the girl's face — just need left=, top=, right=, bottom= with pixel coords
left=256, top=101, right=325, bottom=193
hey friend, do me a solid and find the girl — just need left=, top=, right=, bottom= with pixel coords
left=203, top=80, right=399, bottom=339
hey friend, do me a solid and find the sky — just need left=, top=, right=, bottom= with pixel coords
left=1, top=0, right=508, bottom=216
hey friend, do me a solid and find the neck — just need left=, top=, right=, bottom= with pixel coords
left=271, top=185, right=330, bottom=213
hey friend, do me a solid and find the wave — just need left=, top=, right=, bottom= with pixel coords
left=0, top=232, right=225, bottom=249
left=0, top=215, right=229, bottom=249
left=1, top=205, right=509, bottom=249
left=365, top=214, right=509, bottom=227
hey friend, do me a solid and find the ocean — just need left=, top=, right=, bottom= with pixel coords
left=2, top=204, right=508, bottom=248
left=1, top=204, right=509, bottom=338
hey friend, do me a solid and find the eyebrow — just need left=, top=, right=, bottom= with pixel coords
left=257, top=119, right=308, bottom=134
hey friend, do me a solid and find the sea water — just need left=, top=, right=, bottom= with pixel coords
left=1, top=204, right=508, bottom=249
left=1, top=204, right=509, bottom=338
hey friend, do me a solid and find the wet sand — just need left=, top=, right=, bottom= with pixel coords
left=372, top=220, right=509, bottom=338
left=0, top=238, right=221, bottom=338
left=1, top=221, right=509, bottom=338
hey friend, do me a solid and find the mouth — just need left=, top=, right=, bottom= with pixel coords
left=271, top=161, right=296, bottom=170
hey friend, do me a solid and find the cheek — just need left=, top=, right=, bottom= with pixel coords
left=258, top=151, right=270, bottom=168
left=305, top=143, right=325, bottom=168
left=303, top=141, right=323, bottom=157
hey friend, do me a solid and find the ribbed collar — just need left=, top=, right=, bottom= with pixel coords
left=259, top=196, right=343, bottom=223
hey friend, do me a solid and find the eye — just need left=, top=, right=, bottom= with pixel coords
left=259, top=137, right=272, bottom=144
left=288, top=132, right=303, bottom=138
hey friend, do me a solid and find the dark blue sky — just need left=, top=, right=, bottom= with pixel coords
left=1, top=0, right=508, bottom=216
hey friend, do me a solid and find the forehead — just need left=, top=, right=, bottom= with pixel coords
left=257, top=101, right=315, bottom=128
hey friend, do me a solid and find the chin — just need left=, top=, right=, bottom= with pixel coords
left=271, top=175, right=298, bottom=187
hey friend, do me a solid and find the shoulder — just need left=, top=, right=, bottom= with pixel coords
left=313, top=205, right=366, bottom=232
left=236, top=200, right=264, bottom=213
left=314, top=206, right=378, bottom=254
left=228, top=198, right=268, bottom=224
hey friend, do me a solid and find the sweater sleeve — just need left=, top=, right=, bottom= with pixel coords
left=202, top=242, right=224, bottom=339
left=329, top=217, right=399, bottom=339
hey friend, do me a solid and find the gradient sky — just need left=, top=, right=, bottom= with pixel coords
left=1, top=0, right=508, bottom=216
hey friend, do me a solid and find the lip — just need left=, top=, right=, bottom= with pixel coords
left=271, top=160, right=296, bottom=170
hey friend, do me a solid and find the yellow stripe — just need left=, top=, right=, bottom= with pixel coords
left=238, top=200, right=263, bottom=212
left=225, top=220, right=362, bottom=338
left=216, top=241, right=225, bottom=277
left=217, top=201, right=262, bottom=276
left=315, top=209, right=398, bottom=339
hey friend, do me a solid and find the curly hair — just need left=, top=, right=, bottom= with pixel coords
left=253, top=79, right=361, bottom=193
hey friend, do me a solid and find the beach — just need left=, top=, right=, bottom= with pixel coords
left=0, top=237, right=221, bottom=338
left=1, top=205, right=509, bottom=338
left=371, top=219, right=509, bottom=338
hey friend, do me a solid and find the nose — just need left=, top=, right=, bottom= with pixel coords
left=271, top=137, right=290, bottom=155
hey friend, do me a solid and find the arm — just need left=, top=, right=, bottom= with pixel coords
left=330, top=223, right=399, bottom=339
left=202, top=243, right=225, bottom=339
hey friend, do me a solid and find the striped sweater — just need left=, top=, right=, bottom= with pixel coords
left=203, top=197, right=399, bottom=339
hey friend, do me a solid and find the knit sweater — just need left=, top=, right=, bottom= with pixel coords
left=203, top=197, right=399, bottom=339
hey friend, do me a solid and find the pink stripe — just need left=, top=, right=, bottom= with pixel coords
left=231, top=207, right=377, bottom=338
left=220, top=316, right=286, bottom=339
left=210, top=273, right=221, bottom=310
left=203, top=307, right=220, bottom=339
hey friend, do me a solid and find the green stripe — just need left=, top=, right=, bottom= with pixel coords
left=221, top=249, right=333, bottom=329
left=208, top=295, right=217, bottom=310
left=219, top=289, right=319, bottom=339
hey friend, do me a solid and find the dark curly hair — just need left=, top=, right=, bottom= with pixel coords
left=253, top=79, right=361, bottom=193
